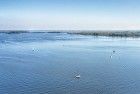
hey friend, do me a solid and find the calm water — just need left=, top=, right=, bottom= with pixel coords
left=0, top=32, right=140, bottom=94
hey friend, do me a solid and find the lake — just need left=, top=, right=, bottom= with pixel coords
left=0, top=32, right=140, bottom=94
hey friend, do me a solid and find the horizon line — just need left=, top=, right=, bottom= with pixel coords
left=0, top=29, right=140, bottom=31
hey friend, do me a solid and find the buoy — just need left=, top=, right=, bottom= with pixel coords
left=113, top=50, right=115, bottom=53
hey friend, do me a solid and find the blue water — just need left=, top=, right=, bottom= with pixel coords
left=0, top=32, right=140, bottom=94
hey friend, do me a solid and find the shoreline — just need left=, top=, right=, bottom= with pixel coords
left=68, top=31, right=140, bottom=38
left=0, top=30, right=140, bottom=38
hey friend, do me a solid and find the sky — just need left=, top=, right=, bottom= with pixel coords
left=0, top=0, right=140, bottom=30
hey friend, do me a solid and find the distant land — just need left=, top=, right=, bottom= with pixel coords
left=70, top=31, right=140, bottom=38
left=0, top=30, right=29, bottom=34
left=0, top=30, right=140, bottom=38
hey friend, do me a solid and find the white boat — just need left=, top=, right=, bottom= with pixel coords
left=75, top=75, right=81, bottom=79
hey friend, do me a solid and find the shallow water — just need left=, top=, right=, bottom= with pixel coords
left=0, top=32, right=140, bottom=94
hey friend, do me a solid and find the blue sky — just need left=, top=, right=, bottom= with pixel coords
left=0, top=0, right=140, bottom=30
